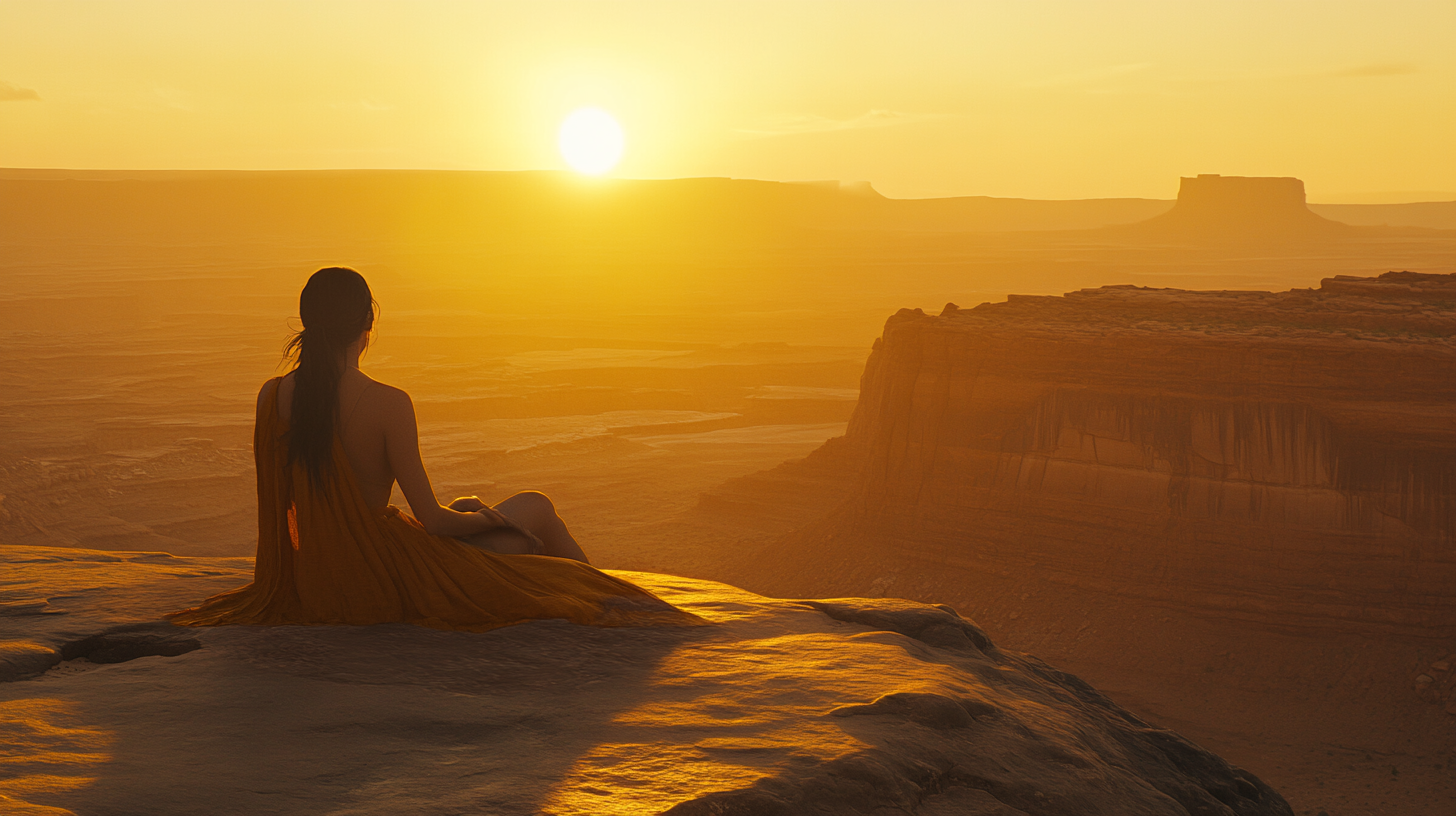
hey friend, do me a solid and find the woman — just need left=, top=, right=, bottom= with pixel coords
left=168, top=267, right=695, bottom=632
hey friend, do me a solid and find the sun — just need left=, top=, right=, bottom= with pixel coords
left=558, top=107, right=624, bottom=175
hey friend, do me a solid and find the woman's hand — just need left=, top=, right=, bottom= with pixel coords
left=476, top=507, right=513, bottom=528
left=454, top=499, right=512, bottom=528
left=442, top=496, right=543, bottom=552
left=451, top=499, right=525, bottom=534
left=471, top=506, right=546, bottom=554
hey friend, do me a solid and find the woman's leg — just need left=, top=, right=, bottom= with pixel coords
left=456, top=525, right=541, bottom=556
left=492, top=491, right=589, bottom=563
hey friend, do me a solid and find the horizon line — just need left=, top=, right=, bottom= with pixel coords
left=1, top=167, right=1453, bottom=205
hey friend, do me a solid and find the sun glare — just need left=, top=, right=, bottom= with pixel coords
left=558, top=107, right=624, bottom=175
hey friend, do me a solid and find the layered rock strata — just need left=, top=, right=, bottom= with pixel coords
left=751, top=272, right=1456, bottom=635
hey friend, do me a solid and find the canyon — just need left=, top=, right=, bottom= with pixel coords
left=733, top=271, right=1456, bottom=634
left=5, top=171, right=1456, bottom=813
left=676, top=271, right=1456, bottom=815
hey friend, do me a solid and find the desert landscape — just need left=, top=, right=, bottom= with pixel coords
left=3, top=169, right=1454, bottom=814
left=5, top=2, right=1456, bottom=814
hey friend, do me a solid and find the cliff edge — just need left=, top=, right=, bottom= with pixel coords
left=716, top=272, right=1456, bottom=635
left=676, top=271, right=1456, bottom=815
left=0, top=546, right=1289, bottom=815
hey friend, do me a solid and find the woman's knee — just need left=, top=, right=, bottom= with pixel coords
left=519, top=490, right=555, bottom=513
left=500, top=490, right=557, bottom=525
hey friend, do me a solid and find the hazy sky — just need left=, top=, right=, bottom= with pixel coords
left=2, top=0, right=1453, bottom=199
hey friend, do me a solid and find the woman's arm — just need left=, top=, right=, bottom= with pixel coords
left=380, top=387, right=509, bottom=538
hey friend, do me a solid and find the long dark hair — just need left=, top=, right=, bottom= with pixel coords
left=283, top=267, right=377, bottom=486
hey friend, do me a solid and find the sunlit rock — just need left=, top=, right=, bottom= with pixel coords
left=0, top=545, right=1290, bottom=815
left=741, top=272, right=1456, bottom=636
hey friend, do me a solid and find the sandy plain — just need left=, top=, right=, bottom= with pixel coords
left=3, top=173, right=1455, bottom=814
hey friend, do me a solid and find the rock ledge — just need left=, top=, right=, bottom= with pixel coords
left=1, top=545, right=1289, bottom=815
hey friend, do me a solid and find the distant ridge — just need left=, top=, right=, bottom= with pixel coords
left=0, top=170, right=1174, bottom=240
left=1309, top=200, right=1456, bottom=230
left=2, top=169, right=1453, bottom=235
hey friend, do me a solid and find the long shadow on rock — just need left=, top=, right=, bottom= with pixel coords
left=70, top=618, right=710, bottom=816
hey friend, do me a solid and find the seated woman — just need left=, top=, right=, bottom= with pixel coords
left=168, top=267, right=696, bottom=632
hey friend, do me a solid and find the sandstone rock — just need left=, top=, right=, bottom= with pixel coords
left=0, top=545, right=1290, bottom=815
left=746, top=272, right=1456, bottom=637
left=0, top=641, right=61, bottom=681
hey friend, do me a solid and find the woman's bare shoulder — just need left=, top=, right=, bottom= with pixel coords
left=348, top=373, right=413, bottom=423
left=355, top=372, right=410, bottom=402
left=256, top=374, right=286, bottom=412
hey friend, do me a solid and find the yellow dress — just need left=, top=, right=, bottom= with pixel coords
left=168, top=378, right=699, bottom=631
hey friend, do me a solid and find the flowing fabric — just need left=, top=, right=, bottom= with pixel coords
left=168, top=377, right=700, bottom=631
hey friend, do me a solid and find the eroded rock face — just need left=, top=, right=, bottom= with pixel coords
left=818, top=272, right=1456, bottom=635
left=0, top=545, right=1289, bottom=815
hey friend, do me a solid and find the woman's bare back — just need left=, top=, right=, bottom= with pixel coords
left=273, top=368, right=407, bottom=511
left=267, top=369, right=588, bottom=561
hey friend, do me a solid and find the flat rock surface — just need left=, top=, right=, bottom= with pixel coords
left=1, top=545, right=1288, bottom=816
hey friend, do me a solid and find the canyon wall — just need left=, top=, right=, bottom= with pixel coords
left=747, top=272, right=1456, bottom=636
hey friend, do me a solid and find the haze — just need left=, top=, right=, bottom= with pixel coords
left=2, top=0, right=1455, bottom=199
left=3, top=3, right=1456, bottom=815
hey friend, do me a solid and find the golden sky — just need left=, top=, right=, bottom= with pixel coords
left=2, top=0, right=1453, bottom=200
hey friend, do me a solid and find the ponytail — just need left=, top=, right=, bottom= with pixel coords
left=283, top=267, right=376, bottom=487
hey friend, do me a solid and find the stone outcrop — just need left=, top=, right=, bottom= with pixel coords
left=735, top=272, right=1456, bottom=636
left=0, top=545, right=1290, bottom=815
left=1118, top=174, right=1348, bottom=241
